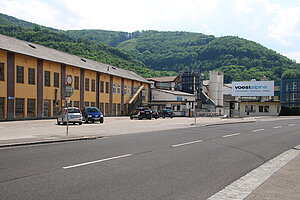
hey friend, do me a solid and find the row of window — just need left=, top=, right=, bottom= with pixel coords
left=245, top=105, right=270, bottom=113
left=0, top=63, right=137, bottom=96
left=0, top=97, right=128, bottom=119
left=285, top=92, right=300, bottom=102
left=285, top=81, right=300, bottom=91
left=14, top=66, right=60, bottom=87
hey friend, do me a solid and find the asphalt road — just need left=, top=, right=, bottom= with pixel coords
left=0, top=118, right=300, bottom=200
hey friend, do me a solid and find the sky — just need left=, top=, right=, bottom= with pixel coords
left=0, top=0, right=300, bottom=63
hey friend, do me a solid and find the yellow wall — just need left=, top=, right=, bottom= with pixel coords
left=84, top=69, right=97, bottom=105
left=100, top=73, right=110, bottom=103
left=15, top=54, right=38, bottom=117
left=113, top=76, right=122, bottom=103
left=123, top=79, right=132, bottom=102
left=0, top=50, right=7, bottom=98
left=0, top=50, right=7, bottom=119
left=43, top=60, right=61, bottom=116
left=66, top=65, right=81, bottom=104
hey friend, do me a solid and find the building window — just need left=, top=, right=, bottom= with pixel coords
left=293, top=82, right=297, bottom=91
left=16, top=66, right=24, bottom=83
left=113, top=84, right=116, bottom=94
left=117, top=84, right=121, bottom=94
left=117, top=104, right=121, bottom=115
left=85, top=78, right=89, bottom=91
left=292, top=93, right=297, bottom=102
left=53, top=100, right=60, bottom=116
left=15, top=98, right=25, bottom=118
left=54, top=72, right=59, bottom=88
left=259, top=105, right=269, bottom=113
left=100, top=103, right=104, bottom=113
left=43, top=99, right=51, bottom=117
left=91, top=79, right=95, bottom=92
left=74, top=101, right=79, bottom=108
left=74, top=76, right=79, bottom=90
left=112, top=103, right=116, bottom=115
left=0, top=97, right=4, bottom=119
left=245, top=105, right=255, bottom=113
left=0, top=62, right=4, bottom=81
left=44, top=71, right=51, bottom=87
left=128, top=86, right=131, bottom=96
left=124, top=85, right=127, bottom=95
left=28, top=68, right=35, bottom=85
left=100, top=81, right=104, bottom=93
left=27, top=99, right=36, bottom=118
left=84, top=102, right=90, bottom=107
left=91, top=102, right=96, bottom=107
left=105, top=82, right=109, bottom=93
left=105, top=103, right=109, bottom=115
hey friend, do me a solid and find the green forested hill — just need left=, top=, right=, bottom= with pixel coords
left=0, top=14, right=176, bottom=78
left=1, top=13, right=299, bottom=82
left=65, top=29, right=300, bottom=82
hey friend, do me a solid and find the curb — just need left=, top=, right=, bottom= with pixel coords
left=0, top=136, right=101, bottom=148
left=190, top=120, right=257, bottom=126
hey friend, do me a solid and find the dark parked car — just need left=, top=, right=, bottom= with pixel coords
left=151, top=109, right=159, bottom=119
left=81, top=107, right=104, bottom=123
left=130, top=107, right=152, bottom=120
left=160, top=109, right=174, bottom=118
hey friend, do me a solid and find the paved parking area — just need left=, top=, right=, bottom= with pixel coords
left=0, top=116, right=259, bottom=141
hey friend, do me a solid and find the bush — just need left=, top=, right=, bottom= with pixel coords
left=280, top=106, right=300, bottom=116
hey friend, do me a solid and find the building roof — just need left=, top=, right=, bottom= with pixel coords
left=0, top=34, right=149, bottom=83
left=147, top=76, right=178, bottom=83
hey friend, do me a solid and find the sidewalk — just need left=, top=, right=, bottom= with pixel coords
left=0, top=116, right=258, bottom=147
left=245, top=153, right=300, bottom=200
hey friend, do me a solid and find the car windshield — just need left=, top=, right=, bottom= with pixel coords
left=86, top=108, right=100, bottom=113
left=67, top=108, right=80, bottom=113
left=164, top=110, right=172, bottom=113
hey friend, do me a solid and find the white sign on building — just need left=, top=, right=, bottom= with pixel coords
left=232, top=81, right=274, bottom=97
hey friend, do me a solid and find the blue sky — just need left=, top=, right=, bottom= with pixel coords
left=0, top=0, right=299, bottom=62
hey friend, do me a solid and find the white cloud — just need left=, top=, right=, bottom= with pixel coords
left=268, top=7, right=300, bottom=45
left=283, top=51, right=300, bottom=63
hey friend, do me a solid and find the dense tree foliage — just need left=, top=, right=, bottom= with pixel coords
left=0, top=14, right=176, bottom=78
left=1, top=13, right=299, bottom=82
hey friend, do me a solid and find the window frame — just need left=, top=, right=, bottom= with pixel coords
left=16, top=66, right=24, bottom=84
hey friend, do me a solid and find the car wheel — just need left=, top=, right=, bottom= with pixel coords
left=100, top=119, right=104, bottom=123
left=92, top=121, right=95, bottom=123
left=79, top=122, right=82, bottom=125
left=163, top=116, right=165, bottom=119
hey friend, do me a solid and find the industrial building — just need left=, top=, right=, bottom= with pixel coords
left=0, top=34, right=150, bottom=120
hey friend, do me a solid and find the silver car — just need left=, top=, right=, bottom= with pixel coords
left=57, top=107, right=82, bottom=125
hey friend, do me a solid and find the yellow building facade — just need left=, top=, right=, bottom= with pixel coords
left=0, top=34, right=150, bottom=120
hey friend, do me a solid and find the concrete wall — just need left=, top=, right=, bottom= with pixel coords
left=239, top=102, right=280, bottom=117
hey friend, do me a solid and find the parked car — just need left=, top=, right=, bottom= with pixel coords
left=81, top=107, right=104, bottom=123
left=160, top=109, right=174, bottom=119
left=57, top=107, right=82, bottom=125
left=151, top=109, right=159, bottom=119
left=130, top=107, right=152, bottom=120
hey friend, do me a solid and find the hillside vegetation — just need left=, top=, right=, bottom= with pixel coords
left=0, top=13, right=176, bottom=78
left=1, top=13, right=299, bottom=82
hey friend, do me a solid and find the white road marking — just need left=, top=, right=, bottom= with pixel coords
left=222, top=133, right=241, bottom=138
left=288, top=124, right=295, bottom=126
left=273, top=126, right=282, bottom=129
left=208, top=144, right=300, bottom=200
left=63, top=154, right=132, bottom=169
left=252, top=129, right=265, bottom=132
left=172, top=140, right=203, bottom=148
